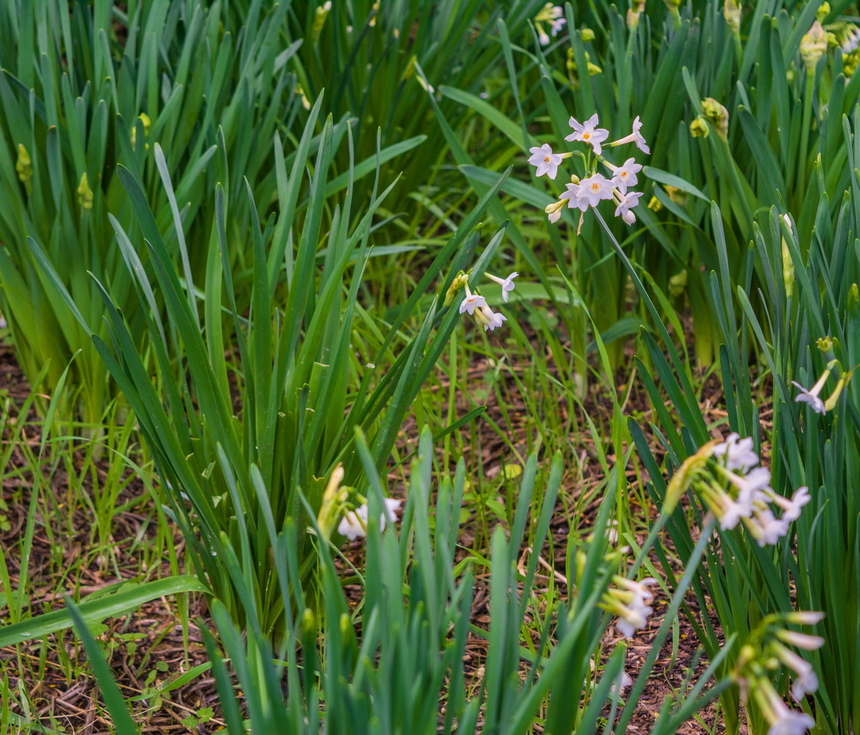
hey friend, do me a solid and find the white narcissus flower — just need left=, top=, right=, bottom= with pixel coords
left=750, top=508, right=789, bottom=546
left=774, top=645, right=819, bottom=701
left=610, top=115, right=650, bottom=154
left=725, top=465, right=772, bottom=505
left=459, top=284, right=487, bottom=315
left=565, top=113, right=610, bottom=155
left=614, top=191, right=643, bottom=223
left=475, top=304, right=507, bottom=332
left=576, top=173, right=615, bottom=207
left=768, top=486, right=811, bottom=524
left=550, top=16, right=566, bottom=36
left=528, top=143, right=563, bottom=179
left=545, top=200, right=565, bottom=222
left=713, top=432, right=759, bottom=472
left=485, top=272, right=519, bottom=302
left=609, top=157, right=642, bottom=192
left=615, top=577, right=656, bottom=638
left=792, top=371, right=829, bottom=414
left=338, top=498, right=401, bottom=540
left=559, top=182, right=591, bottom=212
left=767, top=703, right=815, bottom=735
left=719, top=494, right=754, bottom=530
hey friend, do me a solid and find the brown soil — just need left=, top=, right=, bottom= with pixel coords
left=0, top=335, right=733, bottom=734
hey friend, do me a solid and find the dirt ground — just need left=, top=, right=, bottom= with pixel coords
left=0, top=338, right=733, bottom=734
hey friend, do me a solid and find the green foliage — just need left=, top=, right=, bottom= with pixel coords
left=72, top=428, right=730, bottom=734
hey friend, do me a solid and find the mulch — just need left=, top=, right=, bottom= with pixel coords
left=0, top=332, right=733, bottom=734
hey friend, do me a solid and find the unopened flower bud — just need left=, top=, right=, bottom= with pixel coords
left=785, top=611, right=825, bottom=626
left=666, top=185, right=689, bottom=206
left=648, top=195, right=663, bottom=212
left=817, top=2, right=830, bottom=21
left=801, top=21, right=829, bottom=70
left=579, top=27, right=595, bottom=42
left=16, top=144, right=33, bottom=193
left=848, top=282, right=859, bottom=311
left=445, top=271, right=471, bottom=307
left=77, top=172, right=94, bottom=210
left=823, top=370, right=850, bottom=412
left=669, top=269, right=688, bottom=297
left=781, top=236, right=795, bottom=298
left=816, top=336, right=833, bottom=352
left=701, top=97, right=729, bottom=139
left=689, top=116, right=710, bottom=138
left=724, top=0, right=741, bottom=34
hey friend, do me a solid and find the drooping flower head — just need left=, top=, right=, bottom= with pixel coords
left=459, top=284, right=487, bottom=316
left=609, top=115, right=650, bottom=154
left=485, top=272, right=519, bottom=302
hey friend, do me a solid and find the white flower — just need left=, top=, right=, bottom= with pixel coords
left=775, top=629, right=825, bottom=651
left=614, top=191, right=643, bottom=222
left=615, top=577, right=656, bottom=638
left=769, top=486, right=811, bottom=524
left=550, top=16, right=566, bottom=36
left=545, top=200, right=565, bottom=222
left=475, top=304, right=507, bottom=332
left=559, top=182, right=591, bottom=212
left=792, top=371, right=829, bottom=414
left=538, top=29, right=551, bottom=45
left=485, top=272, right=519, bottom=302
left=774, top=646, right=818, bottom=700
left=338, top=498, right=401, bottom=540
left=459, top=284, right=487, bottom=315
left=576, top=173, right=615, bottom=207
left=751, top=508, right=789, bottom=546
left=609, top=157, right=642, bottom=192
left=841, top=25, right=860, bottom=54
left=719, top=495, right=754, bottom=530
left=726, top=465, right=772, bottom=504
left=767, top=704, right=815, bottom=735
left=565, top=113, right=610, bottom=155
left=714, top=432, right=759, bottom=472
left=610, top=115, right=650, bottom=154
left=528, top=143, right=563, bottom=179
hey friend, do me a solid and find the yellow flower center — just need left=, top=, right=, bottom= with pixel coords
left=544, top=156, right=551, bottom=162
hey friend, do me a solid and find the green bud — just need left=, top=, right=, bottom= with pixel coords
left=445, top=271, right=470, bottom=308
left=666, top=185, right=689, bottom=206
left=16, top=144, right=33, bottom=193
left=817, top=2, right=831, bottom=21
left=301, top=608, right=316, bottom=636
left=77, top=172, right=94, bottom=210
left=844, top=283, right=860, bottom=314
left=647, top=195, right=663, bottom=212
left=579, top=27, right=595, bottom=42
left=669, top=269, right=688, bottom=298
left=311, top=2, right=332, bottom=45
left=816, top=336, right=833, bottom=352
left=689, top=116, right=710, bottom=138
left=781, top=237, right=795, bottom=298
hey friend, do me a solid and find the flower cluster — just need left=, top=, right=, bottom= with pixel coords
left=315, top=464, right=402, bottom=543
left=528, top=113, right=649, bottom=232
left=338, top=498, right=401, bottom=540
left=600, top=576, right=657, bottom=638
left=534, top=4, right=566, bottom=46
left=448, top=270, right=519, bottom=333
left=665, top=433, right=811, bottom=547
left=732, top=611, right=824, bottom=735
